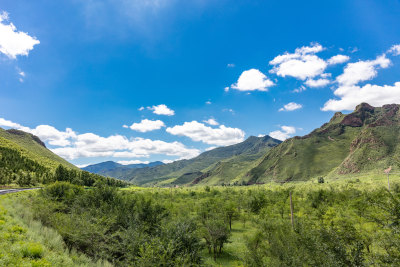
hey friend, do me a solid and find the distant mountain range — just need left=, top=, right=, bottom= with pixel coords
left=82, top=161, right=164, bottom=175
left=86, top=134, right=282, bottom=186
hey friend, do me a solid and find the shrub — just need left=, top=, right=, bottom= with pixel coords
left=22, top=243, right=44, bottom=259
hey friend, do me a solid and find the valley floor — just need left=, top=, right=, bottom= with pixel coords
left=1, top=173, right=400, bottom=266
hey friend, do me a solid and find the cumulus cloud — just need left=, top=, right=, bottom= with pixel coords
left=336, top=54, right=390, bottom=86
left=0, top=11, right=40, bottom=59
left=322, top=82, right=400, bottom=111
left=327, top=54, right=350, bottom=65
left=138, top=106, right=145, bottom=111
left=205, top=101, right=212, bottom=105
left=269, top=43, right=327, bottom=80
left=231, top=69, right=274, bottom=91
left=279, top=102, right=303, bottom=112
left=305, top=78, right=330, bottom=88
left=0, top=117, right=200, bottom=160
left=148, top=104, right=175, bottom=116
left=293, top=85, right=306, bottom=93
left=227, top=63, right=235, bottom=68
left=203, top=118, right=219, bottom=126
left=388, top=44, right=400, bottom=56
left=166, top=121, right=245, bottom=146
left=269, top=126, right=296, bottom=141
left=128, top=119, right=165, bottom=132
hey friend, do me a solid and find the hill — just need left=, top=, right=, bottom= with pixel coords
left=246, top=103, right=400, bottom=183
left=82, top=160, right=164, bottom=175
left=0, top=128, right=76, bottom=169
left=0, top=127, right=126, bottom=187
left=122, top=135, right=281, bottom=186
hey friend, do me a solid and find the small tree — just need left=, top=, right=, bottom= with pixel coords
left=318, top=177, right=325, bottom=184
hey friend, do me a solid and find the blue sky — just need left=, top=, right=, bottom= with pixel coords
left=1, top=0, right=400, bottom=167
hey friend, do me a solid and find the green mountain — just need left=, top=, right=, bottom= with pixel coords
left=121, top=135, right=281, bottom=186
left=245, top=103, right=400, bottom=183
left=82, top=160, right=164, bottom=175
left=0, top=128, right=76, bottom=169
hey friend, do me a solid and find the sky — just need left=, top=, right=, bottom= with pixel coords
left=1, top=0, right=400, bottom=167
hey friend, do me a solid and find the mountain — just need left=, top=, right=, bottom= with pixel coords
left=245, top=103, right=400, bottom=183
left=120, top=135, right=282, bottom=186
left=0, top=128, right=77, bottom=169
left=82, top=161, right=164, bottom=176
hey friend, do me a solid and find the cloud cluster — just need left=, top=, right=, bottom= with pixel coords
left=0, top=11, right=40, bottom=59
left=166, top=121, right=245, bottom=146
left=269, top=126, right=296, bottom=141
left=127, top=119, right=165, bottom=132
left=0, top=118, right=200, bottom=161
left=322, top=54, right=397, bottom=111
left=148, top=104, right=175, bottom=116
left=269, top=43, right=327, bottom=81
left=231, top=69, right=274, bottom=91
left=279, top=102, right=302, bottom=112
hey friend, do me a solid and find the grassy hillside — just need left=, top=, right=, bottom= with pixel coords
left=124, top=135, right=281, bottom=186
left=247, top=103, right=400, bottom=183
left=0, top=128, right=76, bottom=170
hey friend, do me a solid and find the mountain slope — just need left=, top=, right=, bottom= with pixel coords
left=246, top=103, right=400, bottom=183
left=123, top=135, right=281, bottom=185
left=82, top=161, right=164, bottom=176
left=0, top=128, right=77, bottom=169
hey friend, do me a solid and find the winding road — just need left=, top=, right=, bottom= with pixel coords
left=0, top=188, right=41, bottom=195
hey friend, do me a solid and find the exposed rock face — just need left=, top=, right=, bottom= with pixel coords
left=341, top=103, right=375, bottom=127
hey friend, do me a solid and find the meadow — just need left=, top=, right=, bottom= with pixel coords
left=1, top=173, right=400, bottom=266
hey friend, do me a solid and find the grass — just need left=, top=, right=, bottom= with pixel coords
left=0, top=192, right=111, bottom=266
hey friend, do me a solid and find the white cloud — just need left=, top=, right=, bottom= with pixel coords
left=138, top=106, right=145, bottom=111
left=388, top=44, right=400, bottom=56
left=203, top=118, right=219, bottom=126
left=269, top=43, right=327, bottom=80
left=327, top=54, right=350, bottom=65
left=279, top=102, right=303, bottom=112
left=162, top=159, right=174, bottom=164
left=205, top=101, right=212, bottom=105
left=305, top=78, right=330, bottom=88
left=322, top=82, right=400, bottom=111
left=166, top=121, right=245, bottom=146
left=205, top=146, right=217, bottom=151
left=231, top=69, right=274, bottom=91
left=224, top=86, right=230, bottom=92
left=117, top=160, right=150, bottom=165
left=31, top=125, right=76, bottom=147
left=293, top=85, right=306, bottom=93
left=76, top=164, right=90, bottom=168
left=336, top=54, right=390, bottom=86
left=269, top=126, right=296, bottom=141
left=128, top=119, right=165, bottom=132
left=227, top=63, right=235, bottom=68
left=0, top=11, right=40, bottom=59
left=122, top=124, right=129, bottom=128
left=148, top=104, right=175, bottom=116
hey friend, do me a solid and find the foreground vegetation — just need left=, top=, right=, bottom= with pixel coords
left=0, top=174, right=398, bottom=266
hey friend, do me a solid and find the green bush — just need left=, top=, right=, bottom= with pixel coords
left=22, top=243, right=44, bottom=259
